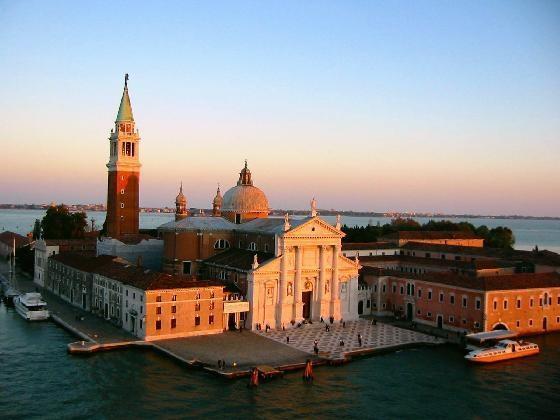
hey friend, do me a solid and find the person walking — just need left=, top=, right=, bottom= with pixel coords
left=313, top=340, right=319, bottom=355
left=286, top=336, right=290, bottom=344
left=358, top=333, right=362, bottom=347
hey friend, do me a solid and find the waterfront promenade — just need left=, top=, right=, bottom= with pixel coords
left=1, top=262, right=443, bottom=378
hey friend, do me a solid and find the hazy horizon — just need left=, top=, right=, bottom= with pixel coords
left=1, top=1, right=559, bottom=217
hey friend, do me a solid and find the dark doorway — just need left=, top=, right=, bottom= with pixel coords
left=82, top=294, right=87, bottom=309
left=130, top=315, right=136, bottom=334
left=543, top=317, right=547, bottom=330
left=358, top=301, right=364, bottom=315
left=406, top=303, right=413, bottom=321
left=104, top=303, right=109, bottom=319
left=235, top=214, right=241, bottom=224
left=437, top=315, right=443, bottom=328
left=302, top=291, right=312, bottom=319
left=228, top=313, right=237, bottom=330
left=493, top=323, right=508, bottom=331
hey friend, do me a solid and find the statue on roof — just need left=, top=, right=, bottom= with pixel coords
left=311, top=197, right=317, bottom=217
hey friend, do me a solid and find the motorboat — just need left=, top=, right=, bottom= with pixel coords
left=465, top=339, right=539, bottom=363
left=14, top=292, right=50, bottom=321
left=2, top=287, right=19, bottom=306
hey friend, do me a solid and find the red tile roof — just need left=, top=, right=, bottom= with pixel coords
left=93, top=261, right=224, bottom=291
left=361, top=268, right=560, bottom=291
left=0, top=231, right=30, bottom=248
left=50, top=253, right=118, bottom=272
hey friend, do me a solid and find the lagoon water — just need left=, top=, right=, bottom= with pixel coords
left=2, top=209, right=560, bottom=418
left=1, top=300, right=559, bottom=419
left=1, top=209, right=560, bottom=253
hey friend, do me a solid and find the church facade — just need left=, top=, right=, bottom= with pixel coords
left=159, top=163, right=360, bottom=330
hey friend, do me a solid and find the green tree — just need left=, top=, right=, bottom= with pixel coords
left=32, top=219, right=42, bottom=240
left=485, top=226, right=515, bottom=249
left=41, top=205, right=87, bottom=239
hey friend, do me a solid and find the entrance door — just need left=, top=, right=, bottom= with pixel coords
left=130, top=315, right=136, bottom=334
left=228, top=313, right=237, bottom=330
left=104, top=303, right=109, bottom=319
left=302, top=291, right=312, bottom=319
left=82, top=294, right=87, bottom=309
left=437, top=315, right=443, bottom=328
left=358, top=301, right=364, bottom=315
left=406, top=303, right=413, bottom=321
left=543, top=317, right=547, bottom=330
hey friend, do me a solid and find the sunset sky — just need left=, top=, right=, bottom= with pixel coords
left=1, top=1, right=559, bottom=216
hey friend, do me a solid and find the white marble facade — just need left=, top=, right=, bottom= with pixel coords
left=247, top=217, right=360, bottom=330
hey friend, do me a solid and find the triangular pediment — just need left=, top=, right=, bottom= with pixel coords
left=284, top=216, right=344, bottom=238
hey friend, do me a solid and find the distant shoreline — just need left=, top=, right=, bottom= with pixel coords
left=1, top=205, right=558, bottom=221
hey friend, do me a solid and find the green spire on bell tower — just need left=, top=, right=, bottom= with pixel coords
left=116, top=73, right=134, bottom=122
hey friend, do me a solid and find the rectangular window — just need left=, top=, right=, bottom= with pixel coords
left=418, top=289, right=422, bottom=298
left=195, top=316, right=200, bottom=326
left=157, top=295, right=162, bottom=302
left=195, top=303, right=201, bottom=311
left=428, top=291, right=432, bottom=300
left=530, top=298, right=534, bottom=307
left=517, top=299, right=521, bottom=309
left=476, top=298, right=481, bottom=310
left=172, top=295, right=177, bottom=301
left=131, top=142, right=135, bottom=157
left=529, top=319, right=533, bottom=326
left=450, top=295, right=455, bottom=305
left=156, top=320, right=161, bottom=330
left=183, top=261, right=191, bottom=275
left=493, top=301, right=497, bottom=310
left=392, top=285, right=396, bottom=293
left=209, top=314, right=214, bottom=324
left=122, top=143, right=126, bottom=155
left=171, top=305, right=176, bottom=314
left=503, top=300, right=508, bottom=310
left=449, top=316, right=454, bottom=323
left=400, top=286, right=404, bottom=295
left=140, top=320, right=143, bottom=329
left=382, top=285, right=386, bottom=293
left=516, top=320, right=520, bottom=327
left=439, top=292, right=444, bottom=303
left=171, top=318, right=176, bottom=329
left=462, top=297, right=467, bottom=308
left=156, top=307, right=162, bottom=315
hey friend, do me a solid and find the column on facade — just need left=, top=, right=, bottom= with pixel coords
left=294, top=246, right=302, bottom=303
left=331, top=244, right=340, bottom=300
left=318, top=245, right=326, bottom=301
left=277, top=245, right=287, bottom=327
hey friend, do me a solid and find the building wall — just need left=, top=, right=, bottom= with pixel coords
left=161, top=230, right=234, bottom=275
left=342, top=248, right=399, bottom=258
left=485, top=288, right=560, bottom=335
left=106, top=170, right=140, bottom=237
left=141, top=286, right=224, bottom=340
left=92, top=274, right=123, bottom=325
left=396, top=238, right=484, bottom=247
left=47, top=260, right=93, bottom=311
left=234, top=231, right=275, bottom=254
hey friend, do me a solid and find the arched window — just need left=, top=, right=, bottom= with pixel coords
left=248, top=242, right=257, bottom=251
left=214, top=239, right=230, bottom=249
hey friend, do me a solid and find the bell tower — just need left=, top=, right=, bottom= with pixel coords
left=104, top=74, right=141, bottom=238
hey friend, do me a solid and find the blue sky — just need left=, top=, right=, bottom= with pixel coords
left=1, top=1, right=559, bottom=216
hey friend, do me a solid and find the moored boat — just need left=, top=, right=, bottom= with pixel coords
left=465, top=339, right=539, bottom=363
left=14, top=293, right=50, bottom=321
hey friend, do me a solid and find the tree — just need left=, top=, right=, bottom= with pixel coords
left=32, top=219, right=41, bottom=240
left=485, top=227, right=515, bottom=249
left=41, top=204, right=87, bottom=239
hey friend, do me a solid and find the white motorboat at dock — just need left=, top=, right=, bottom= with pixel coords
left=14, top=292, right=50, bottom=321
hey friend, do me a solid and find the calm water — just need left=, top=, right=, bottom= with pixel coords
left=1, top=209, right=560, bottom=253
left=1, top=298, right=560, bottom=419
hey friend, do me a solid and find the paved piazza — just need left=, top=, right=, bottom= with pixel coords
left=256, top=319, right=442, bottom=360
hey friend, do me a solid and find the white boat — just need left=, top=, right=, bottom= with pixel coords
left=465, top=339, right=539, bottom=363
left=14, top=293, right=50, bottom=321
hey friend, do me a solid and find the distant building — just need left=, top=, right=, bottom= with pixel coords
left=0, top=231, right=30, bottom=258
left=379, top=231, right=484, bottom=247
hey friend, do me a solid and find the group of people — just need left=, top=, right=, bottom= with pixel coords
left=255, top=323, right=271, bottom=332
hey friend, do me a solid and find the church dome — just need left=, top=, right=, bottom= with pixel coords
left=222, top=161, right=269, bottom=214
left=222, top=185, right=269, bottom=213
